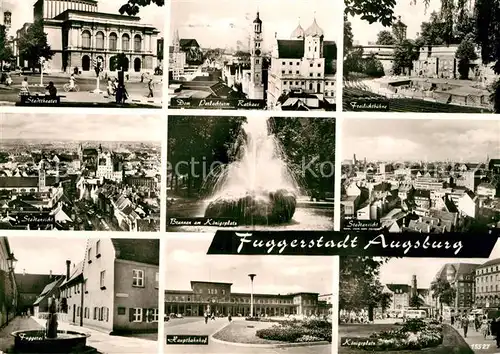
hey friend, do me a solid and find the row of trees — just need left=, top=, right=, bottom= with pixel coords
left=340, top=257, right=457, bottom=320
left=344, top=0, right=500, bottom=110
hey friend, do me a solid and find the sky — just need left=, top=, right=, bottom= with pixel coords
left=165, top=237, right=333, bottom=295
left=7, top=237, right=88, bottom=275
left=1, top=113, right=164, bottom=142
left=342, top=119, right=500, bottom=162
left=1, top=0, right=164, bottom=37
left=170, top=0, right=337, bottom=50
left=378, top=240, right=500, bottom=288
left=347, top=0, right=443, bottom=45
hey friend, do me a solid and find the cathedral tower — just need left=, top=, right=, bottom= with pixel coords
left=249, top=12, right=264, bottom=100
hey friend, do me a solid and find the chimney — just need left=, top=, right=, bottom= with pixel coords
left=49, top=270, right=52, bottom=278
left=66, top=260, right=71, bottom=279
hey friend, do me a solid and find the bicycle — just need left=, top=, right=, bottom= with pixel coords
left=63, top=83, right=80, bottom=92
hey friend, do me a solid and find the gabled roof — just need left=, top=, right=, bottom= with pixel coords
left=33, top=276, right=65, bottom=305
left=180, top=39, right=200, bottom=48
left=61, top=261, right=84, bottom=287
left=386, top=284, right=410, bottom=293
left=15, top=274, right=60, bottom=294
left=111, top=238, right=159, bottom=266
left=276, top=40, right=336, bottom=60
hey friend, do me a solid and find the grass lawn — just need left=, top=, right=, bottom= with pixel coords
left=338, top=324, right=473, bottom=354
left=212, top=321, right=288, bottom=344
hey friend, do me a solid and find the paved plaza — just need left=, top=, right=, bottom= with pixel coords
left=0, top=73, right=162, bottom=107
left=165, top=317, right=332, bottom=354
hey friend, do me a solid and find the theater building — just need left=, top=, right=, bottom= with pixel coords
left=34, top=0, right=160, bottom=74
left=165, top=281, right=329, bottom=317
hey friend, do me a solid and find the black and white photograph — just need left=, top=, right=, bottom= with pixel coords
left=164, top=236, right=333, bottom=354
left=166, top=115, right=335, bottom=231
left=339, top=243, right=500, bottom=353
left=0, top=114, right=162, bottom=231
left=343, top=0, right=500, bottom=113
left=341, top=118, right=500, bottom=233
left=0, top=0, right=164, bottom=108
left=0, top=236, right=159, bottom=353
left=168, top=0, right=337, bottom=111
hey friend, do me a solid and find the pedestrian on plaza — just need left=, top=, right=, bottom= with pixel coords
left=451, top=315, right=455, bottom=326
left=481, top=315, right=489, bottom=339
left=147, top=78, right=154, bottom=98
left=6, top=74, right=12, bottom=86
left=228, top=313, right=232, bottom=323
left=462, top=314, right=470, bottom=338
left=204, top=311, right=208, bottom=324
left=141, top=72, right=144, bottom=83
left=107, top=78, right=115, bottom=96
left=45, top=81, right=57, bottom=98
left=20, top=77, right=29, bottom=96
left=121, top=84, right=129, bottom=104
left=211, top=312, right=215, bottom=321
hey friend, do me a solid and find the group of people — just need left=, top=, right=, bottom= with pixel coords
left=203, top=311, right=232, bottom=324
left=450, top=313, right=500, bottom=348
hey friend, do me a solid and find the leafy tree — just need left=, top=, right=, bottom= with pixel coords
left=119, top=0, right=164, bottom=16
left=364, top=54, right=385, bottom=77
left=344, top=17, right=354, bottom=53
left=18, top=19, right=54, bottom=72
left=376, top=30, right=396, bottom=45
left=392, top=39, right=419, bottom=75
left=379, top=292, right=393, bottom=315
left=409, top=294, right=425, bottom=309
left=344, top=47, right=364, bottom=78
left=344, top=0, right=396, bottom=27
left=0, top=25, right=13, bottom=70
left=430, top=278, right=456, bottom=315
left=339, top=257, right=389, bottom=312
left=415, top=12, right=447, bottom=48
left=490, top=78, right=500, bottom=113
left=455, top=36, right=478, bottom=79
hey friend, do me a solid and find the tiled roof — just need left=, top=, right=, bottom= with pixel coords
left=479, top=258, right=500, bottom=268
left=180, top=39, right=200, bottom=48
left=414, top=189, right=431, bottom=198
left=0, top=177, right=58, bottom=188
left=276, top=40, right=336, bottom=61
left=111, top=238, right=159, bottom=265
left=386, top=284, right=410, bottom=293
left=34, top=277, right=64, bottom=305
left=15, top=273, right=61, bottom=294
left=210, top=82, right=234, bottom=98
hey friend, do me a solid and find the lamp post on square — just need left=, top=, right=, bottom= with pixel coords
left=92, top=57, right=104, bottom=94
left=248, top=274, right=256, bottom=317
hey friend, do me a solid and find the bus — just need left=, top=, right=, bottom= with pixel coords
left=405, top=309, right=427, bottom=319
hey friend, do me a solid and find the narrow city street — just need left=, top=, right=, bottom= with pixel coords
left=165, top=317, right=331, bottom=354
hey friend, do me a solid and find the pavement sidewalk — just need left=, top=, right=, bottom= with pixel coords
left=454, top=323, right=500, bottom=353
left=33, top=317, right=157, bottom=354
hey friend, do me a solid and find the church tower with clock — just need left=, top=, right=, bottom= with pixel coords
left=249, top=12, right=264, bottom=100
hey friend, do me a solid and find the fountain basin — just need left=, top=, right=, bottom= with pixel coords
left=11, top=330, right=90, bottom=353
left=205, top=189, right=297, bottom=225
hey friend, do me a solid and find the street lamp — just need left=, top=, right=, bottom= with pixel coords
left=248, top=274, right=256, bottom=317
left=6, top=252, right=17, bottom=325
left=7, top=252, right=17, bottom=272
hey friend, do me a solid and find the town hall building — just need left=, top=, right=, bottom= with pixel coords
left=34, top=0, right=160, bottom=74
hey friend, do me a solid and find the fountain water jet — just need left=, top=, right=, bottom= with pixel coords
left=204, top=117, right=299, bottom=224
left=11, top=295, right=90, bottom=353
